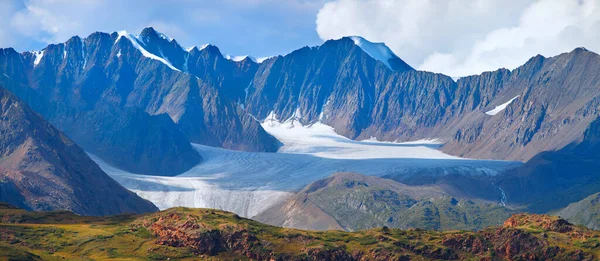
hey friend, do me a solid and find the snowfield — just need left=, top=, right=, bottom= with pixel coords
left=91, top=118, right=520, bottom=218
left=486, top=95, right=520, bottom=115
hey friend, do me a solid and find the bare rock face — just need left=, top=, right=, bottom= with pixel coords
left=443, top=48, right=600, bottom=161
left=0, top=86, right=158, bottom=215
left=492, top=116, right=600, bottom=213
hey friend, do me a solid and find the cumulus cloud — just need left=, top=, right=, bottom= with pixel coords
left=316, top=0, right=600, bottom=76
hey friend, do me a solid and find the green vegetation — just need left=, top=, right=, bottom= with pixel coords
left=308, top=179, right=514, bottom=231
left=0, top=204, right=598, bottom=260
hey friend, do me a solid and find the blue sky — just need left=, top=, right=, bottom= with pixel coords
left=0, top=0, right=326, bottom=58
left=1, top=0, right=599, bottom=76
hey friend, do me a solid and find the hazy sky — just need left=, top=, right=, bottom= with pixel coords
left=1, top=0, right=599, bottom=76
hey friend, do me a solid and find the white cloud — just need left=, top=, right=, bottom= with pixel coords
left=316, top=0, right=600, bottom=76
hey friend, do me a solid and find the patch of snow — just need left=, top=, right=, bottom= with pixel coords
left=485, top=95, right=519, bottom=116
left=198, top=44, right=209, bottom=51
left=80, top=38, right=87, bottom=70
left=225, top=54, right=257, bottom=63
left=186, top=44, right=209, bottom=52
left=115, top=30, right=181, bottom=72
left=32, top=50, right=44, bottom=67
left=183, top=53, right=189, bottom=72
left=157, top=32, right=173, bottom=41
left=92, top=118, right=520, bottom=218
left=116, top=49, right=122, bottom=58
left=349, top=36, right=396, bottom=69
left=264, top=120, right=450, bottom=160
left=2, top=73, right=10, bottom=79
left=318, top=99, right=330, bottom=121
left=63, top=46, right=67, bottom=59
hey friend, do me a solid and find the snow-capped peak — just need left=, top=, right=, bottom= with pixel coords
left=115, top=30, right=181, bottom=72
left=348, top=36, right=397, bottom=70
left=225, top=54, right=257, bottom=63
left=186, top=44, right=211, bottom=53
left=224, top=54, right=273, bottom=64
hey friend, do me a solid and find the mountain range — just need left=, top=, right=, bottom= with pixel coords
left=0, top=27, right=600, bottom=232
left=2, top=27, right=599, bottom=176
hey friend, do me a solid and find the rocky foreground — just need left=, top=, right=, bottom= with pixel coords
left=0, top=203, right=597, bottom=260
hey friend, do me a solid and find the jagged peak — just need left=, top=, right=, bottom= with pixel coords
left=225, top=54, right=257, bottom=63
left=347, top=36, right=401, bottom=70
left=65, top=35, right=83, bottom=44
left=139, top=26, right=175, bottom=42
left=114, top=30, right=181, bottom=72
left=186, top=44, right=210, bottom=53
left=199, top=44, right=223, bottom=56
left=139, top=27, right=159, bottom=40
left=320, top=36, right=413, bottom=71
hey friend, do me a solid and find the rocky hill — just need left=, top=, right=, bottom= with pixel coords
left=0, top=204, right=596, bottom=260
left=255, top=172, right=514, bottom=231
left=0, top=86, right=157, bottom=215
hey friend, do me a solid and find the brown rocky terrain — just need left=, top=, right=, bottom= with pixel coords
left=1, top=204, right=597, bottom=260
left=0, top=86, right=157, bottom=215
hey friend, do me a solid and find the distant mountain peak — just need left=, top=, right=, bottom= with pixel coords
left=114, top=30, right=182, bottom=72
left=225, top=54, right=257, bottom=63
left=186, top=44, right=210, bottom=52
left=347, top=36, right=397, bottom=68
left=329, top=36, right=414, bottom=72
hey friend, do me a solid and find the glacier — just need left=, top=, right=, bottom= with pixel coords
left=92, top=118, right=520, bottom=218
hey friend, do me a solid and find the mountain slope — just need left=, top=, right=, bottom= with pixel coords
left=493, top=116, right=600, bottom=213
left=444, top=48, right=600, bottom=161
left=244, top=41, right=600, bottom=163
left=0, top=28, right=280, bottom=176
left=556, top=192, right=600, bottom=230
left=0, top=204, right=596, bottom=260
left=255, top=172, right=515, bottom=231
left=0, top=86, right=157, bottom=215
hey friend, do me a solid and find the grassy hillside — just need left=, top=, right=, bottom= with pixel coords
left=256, top=172, right=514, bottom=231
left=556, top=192, right=600, bottom=230
left=0, top=203, right=598, bottom=260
